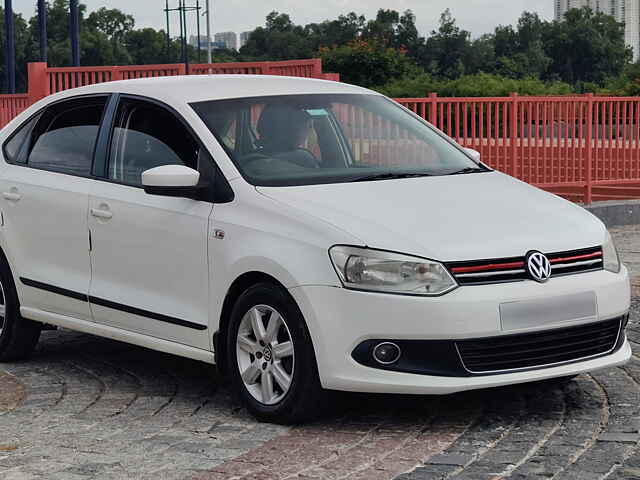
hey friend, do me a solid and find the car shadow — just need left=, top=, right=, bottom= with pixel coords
left=27, top=328, right=577, bottom=425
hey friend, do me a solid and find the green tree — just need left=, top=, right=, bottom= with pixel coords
left=543, top=7, right=631, bottom=84
left=493, top=24, right=517, bottom=59
left=123, top=28, right=171, bottom=64
left=241, top=9, right=424, bottom=63
left=395, top=10, right=424, bottom=55
left=305, top=13, right=365, bottom=50
left=86, top=7, right=133, bottom=40
left=362, top=9, right=399, bottom=45
left=418, top=9, right=471, bottom=78
left=24, top=0, right=116, bottom=67
left=0, top=7, right=30, bottom=92
left=39, top=0, right=78, bottom=66
left=361, top=9, right=424, bottom=54
left=240, top=11, right=313, bottom=59
left=492, top=13, right=551, bottom=78
left=5, top=3, right=638, bottom=96
left=85, top=7, right=134, bottom=64
left=464, top=35, right=496, bottom=74
left=123, top=28, right=217, bottom=65
left=320, top=39, right=420, bottom=87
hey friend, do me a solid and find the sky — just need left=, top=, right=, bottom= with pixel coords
left=15, top=1, right=554, bottom=40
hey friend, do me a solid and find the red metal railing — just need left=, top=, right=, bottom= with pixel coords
left=2, top=59, right=331, bottom=126
left=265, top=59, right=323, bottom=77
left=190, top=62, right=265, bottom=75
left=0, top=94, right=29, bottom=128
left=45, top=64, right=187, bottom=94
left=191, top=59, right=323, bottom=78
left=397, top=93, right=640, bottom=203
left=4, top=60, right=640, bottom=203
left=40, top=59, right=324, bottom=95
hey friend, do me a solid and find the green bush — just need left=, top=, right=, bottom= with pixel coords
left=373, top=73, right=441, bottom=97
left=375, top=73, right=574, bottom=97
left=598, top=63, right=640, bottom=95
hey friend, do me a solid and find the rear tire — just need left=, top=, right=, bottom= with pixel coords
left=0, top=258, right=41, bottom=362
left=227, top=282, right=327, bottom=424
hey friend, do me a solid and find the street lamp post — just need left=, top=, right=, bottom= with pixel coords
left=165, top=0, right=171, bottom=61
left=180, top=0, right=189, bottom=73
left=178, top=0, right=185, bottom=64
left=70, top=0, right=80, bottom=66
left=206, top=0, right=212, bottom=64
left=165, top=1, right=201, bottom=73
left=196, top=0, right=201, bottom=63
left=4, top=0, right=15, bottom=93
left=38, top=0, right=47, bottom=63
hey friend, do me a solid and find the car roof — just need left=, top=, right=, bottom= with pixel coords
left=49, top=75, right=376, bottom=105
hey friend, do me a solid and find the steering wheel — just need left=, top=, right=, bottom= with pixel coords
left=239, top=152, right=271, bottom=167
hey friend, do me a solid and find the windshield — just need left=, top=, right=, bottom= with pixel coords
left=191, top=94, right=487, bottom=187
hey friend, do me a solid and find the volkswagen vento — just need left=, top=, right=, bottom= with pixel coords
left=0, top=75, right=630, bottom=423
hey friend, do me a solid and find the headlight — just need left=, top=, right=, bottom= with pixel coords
left=329, top=246, right=457, bottom=296
left=603, top=231, right=621, bottom=273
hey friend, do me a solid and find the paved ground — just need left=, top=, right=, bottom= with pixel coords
left=0, top=227, right=639, bottom=480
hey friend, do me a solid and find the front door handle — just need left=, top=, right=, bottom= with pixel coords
left=90, top=208, right=113, bottom=220
left=2, top=191, right=21, bottom=202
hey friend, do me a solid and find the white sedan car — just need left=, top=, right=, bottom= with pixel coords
left=0, top=76, right=630, bottom=423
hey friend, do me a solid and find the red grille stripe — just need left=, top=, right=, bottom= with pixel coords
left=550, top=251, right=602, bottom=264
left=451, top=261, right=525, bottom=274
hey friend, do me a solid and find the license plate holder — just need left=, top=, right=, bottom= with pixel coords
left=500, top=291, right=597, bottom=332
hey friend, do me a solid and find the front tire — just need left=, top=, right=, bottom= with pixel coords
left=227, top=282, right=326, bottom=424
left=0, top=259, right=41, bottom=362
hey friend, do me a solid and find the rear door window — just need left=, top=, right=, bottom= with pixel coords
left=25, top=97, right=107, bottom=176
left=4, top=115, right=40, bottom=164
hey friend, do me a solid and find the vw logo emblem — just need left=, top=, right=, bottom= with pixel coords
left=263, top=345, right=273, bottom=362
left=526, top=251, right=552, bottom=283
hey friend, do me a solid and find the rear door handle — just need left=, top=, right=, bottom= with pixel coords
left=90, top=208, right=112, bottom=220
left=2, top=191, right=21, bottom=202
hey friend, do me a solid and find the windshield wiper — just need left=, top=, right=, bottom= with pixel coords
left=443, top=167, right=488, bottom=176
left=351, top=172, right=434, bottom=182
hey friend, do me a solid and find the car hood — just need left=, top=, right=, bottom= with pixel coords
left=256, top=172, right=605, bottom=262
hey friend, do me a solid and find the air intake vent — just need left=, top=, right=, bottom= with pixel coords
left=456, top=317, right=621, bottom=374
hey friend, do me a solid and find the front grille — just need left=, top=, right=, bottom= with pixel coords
left=456, top=318, right=621, bottom=373
left=447, top=246, right=603, bottom=285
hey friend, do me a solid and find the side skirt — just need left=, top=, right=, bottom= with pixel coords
left=21, top=307, right=216, bottom=365
left=20, top=277, right=206, bottom=331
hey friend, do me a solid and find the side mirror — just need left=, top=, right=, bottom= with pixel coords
left=464, top=148, right=481, bottom=163
left=142, top=165, right=205, bottom=199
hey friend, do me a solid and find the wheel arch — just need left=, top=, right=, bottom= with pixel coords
left=214, top=270, right=312, bottom=377
left=0, top=242, right=19, bottom=298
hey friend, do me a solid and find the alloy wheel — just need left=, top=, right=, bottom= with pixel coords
left=235, top=305, right=295, bottom=405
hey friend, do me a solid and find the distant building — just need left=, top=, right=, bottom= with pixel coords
left=623, top=0, right=640, bottom=60
left=240, top=31, right=252, bottom=48
left=214, top=31, right=238, bottom=50
left=189, top=35, right=229, bottom=51
left=555, top=0, right=612, bottom=18
left=554, top=0, right=640, bottom=60
left=189, top=35, right=208, bottom=48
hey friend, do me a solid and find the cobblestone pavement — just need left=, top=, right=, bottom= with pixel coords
left=0, top=227, right=638, bottom=480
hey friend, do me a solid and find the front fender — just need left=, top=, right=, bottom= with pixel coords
left=208, top=181, right=359, bottom=334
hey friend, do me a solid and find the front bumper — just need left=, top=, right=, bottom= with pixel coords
left=288, top=266, right=631, bottom=394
